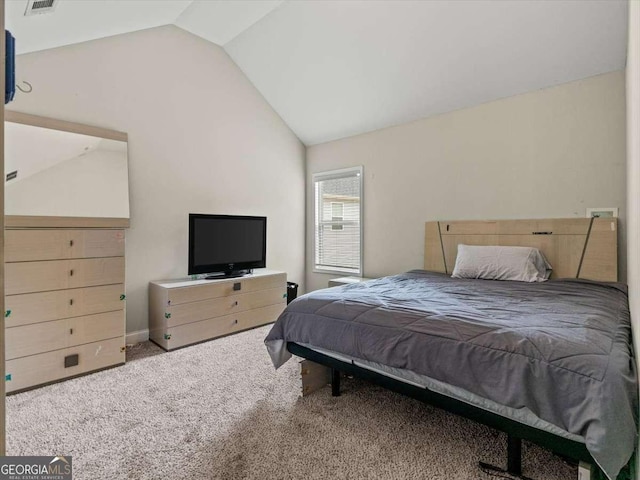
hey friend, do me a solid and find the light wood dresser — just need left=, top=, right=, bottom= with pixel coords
left=4, top=217, right=127, bottom=393
left=149, top=269, right=286, bottom=351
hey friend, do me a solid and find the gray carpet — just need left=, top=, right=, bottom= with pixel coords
left=7, top=325, right=575, bottom=480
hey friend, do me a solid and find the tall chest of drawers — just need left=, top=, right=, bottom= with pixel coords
left=149, top=270, right=286, bottom=351
left=5, top=223, right=127, bottom=393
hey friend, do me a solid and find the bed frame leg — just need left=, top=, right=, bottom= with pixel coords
left=507, top=435, right=522, bottom=475
left=577, top=461, right=592, bottom=480
left=479, top=435, right=531, bottom=479
left=331, top=368, right=341, bottom=397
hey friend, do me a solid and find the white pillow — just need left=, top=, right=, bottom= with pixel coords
left=451, top=245, right=552, bottom=282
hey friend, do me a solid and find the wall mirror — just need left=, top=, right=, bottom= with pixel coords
left=4, top=112, right=129, bottom=220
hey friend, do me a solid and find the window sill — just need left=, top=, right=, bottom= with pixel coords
left=313, top=267, right=362, bottom=276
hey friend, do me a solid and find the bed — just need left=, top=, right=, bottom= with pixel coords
left=265, top=218, right=637, bottom=480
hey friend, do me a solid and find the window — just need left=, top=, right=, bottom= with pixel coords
left=313, top=166, right=363, bottom=275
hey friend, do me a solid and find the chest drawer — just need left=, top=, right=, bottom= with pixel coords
left=6, top=284, right=125, bottom=328
left=6, top=257, right=125, bottom=295
left=165, top=303, right=285, bottom=350
left=6, top=337, right=125, bottom=393
left=165, top=287, right=286, bottom=327
left=6, top=229, right=125, bottom=262
left=6, top=310, right=124, bottom=360
left=167, top=273, right=286, bottom=305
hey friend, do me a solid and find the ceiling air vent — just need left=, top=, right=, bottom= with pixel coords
left=24, top=0, right=58, bottom=16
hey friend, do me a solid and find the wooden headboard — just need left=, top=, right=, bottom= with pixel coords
left=424, top=218, right=618, bottom=282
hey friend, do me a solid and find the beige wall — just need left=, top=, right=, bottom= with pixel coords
left=307, top=71, right=626, bottom=291
left=8, top=25, right=305, bottom=336
left=625, top=3, right=640, bottom=477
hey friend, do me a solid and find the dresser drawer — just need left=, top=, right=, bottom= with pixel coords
left=162, top=303, right=285, bottom=350
left=167, top=273, right=286, bottom=306
left=6, top=257, right=125, bottom=295
left=6, top=337, right=125, bottom=393
left=165, top=287, right=286, bottom=327
left=6, top=310, right=124, bottom=360
left=6, top=284, right=125, bottom=328
left=6, top=229, right=125, bottom=262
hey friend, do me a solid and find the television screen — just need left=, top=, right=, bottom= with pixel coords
left=189, top=214, right=266, bottom=277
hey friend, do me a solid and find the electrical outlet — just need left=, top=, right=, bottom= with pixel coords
left=586, top=207, right=618, bottom=218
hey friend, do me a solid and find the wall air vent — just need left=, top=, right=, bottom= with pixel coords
left=24, top=0, right=58, bottom=16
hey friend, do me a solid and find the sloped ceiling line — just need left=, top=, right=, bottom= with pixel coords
left=7, top=0, right=629, bottom=146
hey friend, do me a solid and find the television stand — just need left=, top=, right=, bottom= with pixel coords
left=148, top=269, right=286, bottom=351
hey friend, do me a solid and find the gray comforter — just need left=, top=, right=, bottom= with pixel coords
left=264, top=271, right=637, bottom=480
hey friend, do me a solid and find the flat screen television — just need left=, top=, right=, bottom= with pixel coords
left=188, top=214, right=266, bottom=279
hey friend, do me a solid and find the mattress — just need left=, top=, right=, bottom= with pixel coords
left=264, top=270, right=638, bottom=480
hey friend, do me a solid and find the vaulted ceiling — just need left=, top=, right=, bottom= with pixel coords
left=6, top=0, right=629, bottom=145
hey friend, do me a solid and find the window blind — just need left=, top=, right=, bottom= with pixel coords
left=313, top=166, right=362, bottom=275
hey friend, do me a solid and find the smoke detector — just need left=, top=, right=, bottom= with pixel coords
left=24, top=0, right=58, bottom=16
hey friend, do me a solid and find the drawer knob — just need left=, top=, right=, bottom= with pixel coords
left=69, top=239, right=74, bottom=247
left=69, top=269, right=74, bottom=277
left=69, top=328, right=73, bottom=335
left=233, top=301, right=239, bottom=307
left=234, top=319, right=238, bottom=324
left=69, top=299, right=74, bottom=306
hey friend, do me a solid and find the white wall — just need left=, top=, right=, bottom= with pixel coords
left=8, top=25, right=305, bottom=335
left=307, top=71, right=626, bottom=291
left=625, top=3, right=640, bottom=477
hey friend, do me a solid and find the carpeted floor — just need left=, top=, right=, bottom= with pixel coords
left=7, top=325, right=575, bottom=480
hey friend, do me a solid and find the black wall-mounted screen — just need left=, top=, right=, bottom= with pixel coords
left=188, top=214, right=266, bottom=276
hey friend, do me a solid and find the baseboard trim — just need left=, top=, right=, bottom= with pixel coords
left=126, top=329, right=149, bottom=345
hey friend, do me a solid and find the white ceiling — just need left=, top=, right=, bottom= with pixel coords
left=225, top=0, right=629, bottom=145
left=7, top=0, right=192, bottom=54
left=175, top=0, right=284, bottom=46
left=6, top=0, right=629, bottom=146
left=6, top=0, right=284, bottom=55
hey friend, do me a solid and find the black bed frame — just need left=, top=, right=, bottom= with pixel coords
left=288, top=342, right=595, bottom=478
